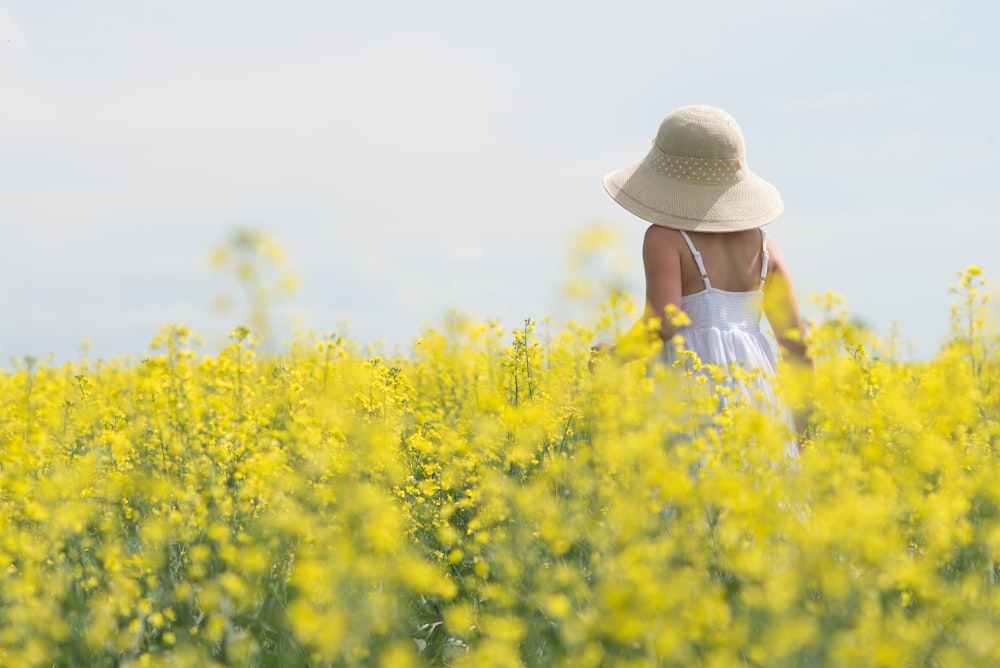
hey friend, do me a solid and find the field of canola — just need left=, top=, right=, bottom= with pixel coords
left=2, top=267, right=1000, bottom=667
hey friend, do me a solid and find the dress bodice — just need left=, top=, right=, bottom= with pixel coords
left=666, top=229, right=797, bottom=457
left=680, top=287, right=764, bottom=333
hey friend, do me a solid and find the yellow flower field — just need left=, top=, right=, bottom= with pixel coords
left=1, top=266, right=999, bottom=667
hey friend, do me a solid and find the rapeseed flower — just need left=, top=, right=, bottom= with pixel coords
left=4, top=267, right=1000, bottom=666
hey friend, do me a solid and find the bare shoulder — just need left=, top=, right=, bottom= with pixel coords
left=642, top=225, right=685, bottom=266
left=767, top=235, right=785, bottom=267
left=642, top=225, right=684, bottom=252
left=765, top=234, right=792, bottom=275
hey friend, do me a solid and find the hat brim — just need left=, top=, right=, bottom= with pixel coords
left=604, top=153, right=783, bottom=232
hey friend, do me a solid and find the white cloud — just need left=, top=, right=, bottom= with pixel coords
left=356, top=248, right=438, bottom=312
left=914, top=2, right=941, bottom=22
left=0, top=4, right=28, bottom=72
left=772, top=87, right=924, bottom=114
left=956, top=35, right=979, bottom=51
left=443, top=243, right=485, bottom=263
left=800, top=132, right=931, bottom=168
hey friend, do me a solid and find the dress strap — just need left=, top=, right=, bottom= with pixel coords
left=679, top=230, right=712, bottom=289
left=759, top=229, right=769, bottom=290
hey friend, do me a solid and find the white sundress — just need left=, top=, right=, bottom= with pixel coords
left=664, top=229, right=797, bottom=456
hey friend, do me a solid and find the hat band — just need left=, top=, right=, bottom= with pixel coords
left=649, top=145, right=747, bottom=184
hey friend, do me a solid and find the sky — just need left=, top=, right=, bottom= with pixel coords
left=2, top=0, right=998, bottom=364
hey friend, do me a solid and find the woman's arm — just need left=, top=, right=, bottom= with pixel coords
left=763, top=238, right=813, bottom=434
left=762, top=239, right=811, bottom=368
left=591, top=226, right=682, bottom=368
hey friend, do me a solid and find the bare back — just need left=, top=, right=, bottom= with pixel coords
left=678, top=229, right=766, bottom=295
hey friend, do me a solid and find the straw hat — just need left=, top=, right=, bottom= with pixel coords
left=603, top=105, right=783, bottom=232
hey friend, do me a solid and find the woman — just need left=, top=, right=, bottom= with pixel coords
left=591, top=105, right=812, bottom=450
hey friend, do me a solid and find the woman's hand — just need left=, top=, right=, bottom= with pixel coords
left=589, top=342, right=615, bottom=373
